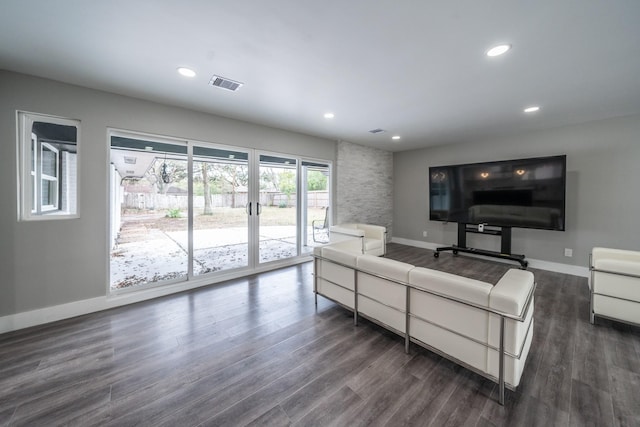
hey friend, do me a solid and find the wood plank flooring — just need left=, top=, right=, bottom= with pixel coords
left=1, top=243, right=639, bottom=426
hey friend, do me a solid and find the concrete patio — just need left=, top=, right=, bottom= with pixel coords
left=110, top=221, right=325, bottom=290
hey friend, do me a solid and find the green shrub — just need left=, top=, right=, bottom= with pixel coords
left=166, top=208, right=182, bottom=218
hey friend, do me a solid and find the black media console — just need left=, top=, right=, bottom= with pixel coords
left=434, top=222, right=528, bottom=269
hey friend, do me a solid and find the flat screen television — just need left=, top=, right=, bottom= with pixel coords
left=429, top=155, right=566, bottom=231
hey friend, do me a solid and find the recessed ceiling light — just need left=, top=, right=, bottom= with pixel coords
left=324, top=112, right=335, bottom=119
left=524, top=106, right=541, bottom=113
left=486, top=44, right=511, bottom=57
left=177, top=67, right=196, bottom=77
left=392, top=135, right=401, bottom=140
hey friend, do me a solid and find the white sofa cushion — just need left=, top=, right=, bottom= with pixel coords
left=356, top=255, right=413, bottom=309
left=359, top=295, right=406, bottom=333
left=317, top=280, right=355, bottom=309
left=316, top=246, right=358, bottom=309
left=357, top=255, right=414, bottom=282
left=409, top=314, right=489, bottom=373
left=363, top=238, right=383, bottom=252
left=487, top=317, right=534, bottom=388
left=321, top=246, right=358, bottom=267
left=409, top=267, right=492, bottom=307
left=593, top=295, right=640, bottom=325
left=355, top=255, right=413, bottom=332
left=593, top=259, right=640, bottom=301
left=408, top=267, right=493, bottom=373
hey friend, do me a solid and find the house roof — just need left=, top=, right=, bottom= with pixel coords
left=1, top=1, right=639, bottom=151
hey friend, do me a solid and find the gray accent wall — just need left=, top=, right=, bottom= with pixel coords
left=336, top=140, right=393, bottom=237
left=393, top=113, right=640, bottom=267
left=0, top=71, right=336, bottom=317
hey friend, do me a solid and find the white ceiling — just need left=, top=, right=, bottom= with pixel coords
left=1, top=1, right=640, bottom=152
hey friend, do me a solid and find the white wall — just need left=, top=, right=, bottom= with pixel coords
left=0, top=70, right=336, bottom=320
left=393, top=113, right=640, bottom=268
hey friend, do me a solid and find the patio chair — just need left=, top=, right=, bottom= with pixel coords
left=312, top=207, right=330, bottom=243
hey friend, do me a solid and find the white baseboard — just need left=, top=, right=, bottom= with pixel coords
left=390, top=237, right=589, bottom=278
left=0, top=256, right=311, bottom=335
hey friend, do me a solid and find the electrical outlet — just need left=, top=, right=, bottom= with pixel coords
left=564, top=248, right=573, bottom=257
left=423, top=230, right=428, bottom=237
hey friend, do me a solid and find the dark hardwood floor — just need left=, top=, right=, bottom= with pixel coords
left=1, top=243, right=639, bottom=426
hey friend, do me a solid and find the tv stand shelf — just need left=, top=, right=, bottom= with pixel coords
left=434, top=223, right=528, bottom=269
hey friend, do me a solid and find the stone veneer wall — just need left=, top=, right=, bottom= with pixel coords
left=336, top=140, right=393, bottom=239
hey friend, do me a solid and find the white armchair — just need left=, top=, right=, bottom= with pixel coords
left=590, top=247, right=640, bottom=326
left=329, top=223, right=387, bottom=256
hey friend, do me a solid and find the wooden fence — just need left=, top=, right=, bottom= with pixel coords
left=122, top=190, right=329, bottom=210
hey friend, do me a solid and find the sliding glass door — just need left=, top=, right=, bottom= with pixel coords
left=109, top=135, right=189, bottom=290
left=109, top=131, right=331, bottom=292
left=301, top=161, right=331, bottom=253
left=192, top=145, right=250, bottom=275
left=257, top=154, right=298, bottom=264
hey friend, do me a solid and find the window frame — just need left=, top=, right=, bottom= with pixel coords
left=39, top=141, right=60, bottom=211
left=17, top=111, right=80, bottom=221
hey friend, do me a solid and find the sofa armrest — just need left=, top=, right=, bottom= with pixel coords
left=489, top=269, right=535, bottom=317
left=357, top=224, right=386, bottom=241
left=592, top=247, right=640, bottom=268
left=329, top=225, right=365, bottom=238
left=594, top=259, right=640, bottom=278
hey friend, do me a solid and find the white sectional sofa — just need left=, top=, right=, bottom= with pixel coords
left=590, top=247, right=640, bottom=326
left=313, top=243, right=535, bottom=405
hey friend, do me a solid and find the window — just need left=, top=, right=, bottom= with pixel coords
left=18, top=112, right=79, bottom=220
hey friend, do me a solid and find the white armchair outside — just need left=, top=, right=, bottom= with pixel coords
left=590, top=247, right=640, bottom=326
left=329, top=223, right=387, bottom=256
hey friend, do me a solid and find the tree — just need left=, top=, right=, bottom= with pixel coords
left=147, top=159, right=187, bottom=194
left=201, top=163, right=212, bottom=215
left=211, top=164, right=248, bottom=208
left=307, top=170, right=327, bottom=191
left=279, top=170, right=296, bottom=206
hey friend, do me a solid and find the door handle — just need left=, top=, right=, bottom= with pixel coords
left=246, top=202, right=252, bottom=215
left=257, top=202, right=262, bottom=216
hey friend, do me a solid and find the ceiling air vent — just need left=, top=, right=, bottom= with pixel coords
left=209, top=75, right=244, bottom=92
left=369, top=128, right=386, bottom=134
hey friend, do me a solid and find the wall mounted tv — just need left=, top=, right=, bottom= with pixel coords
left=429, top=155, right=566, bottom=231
